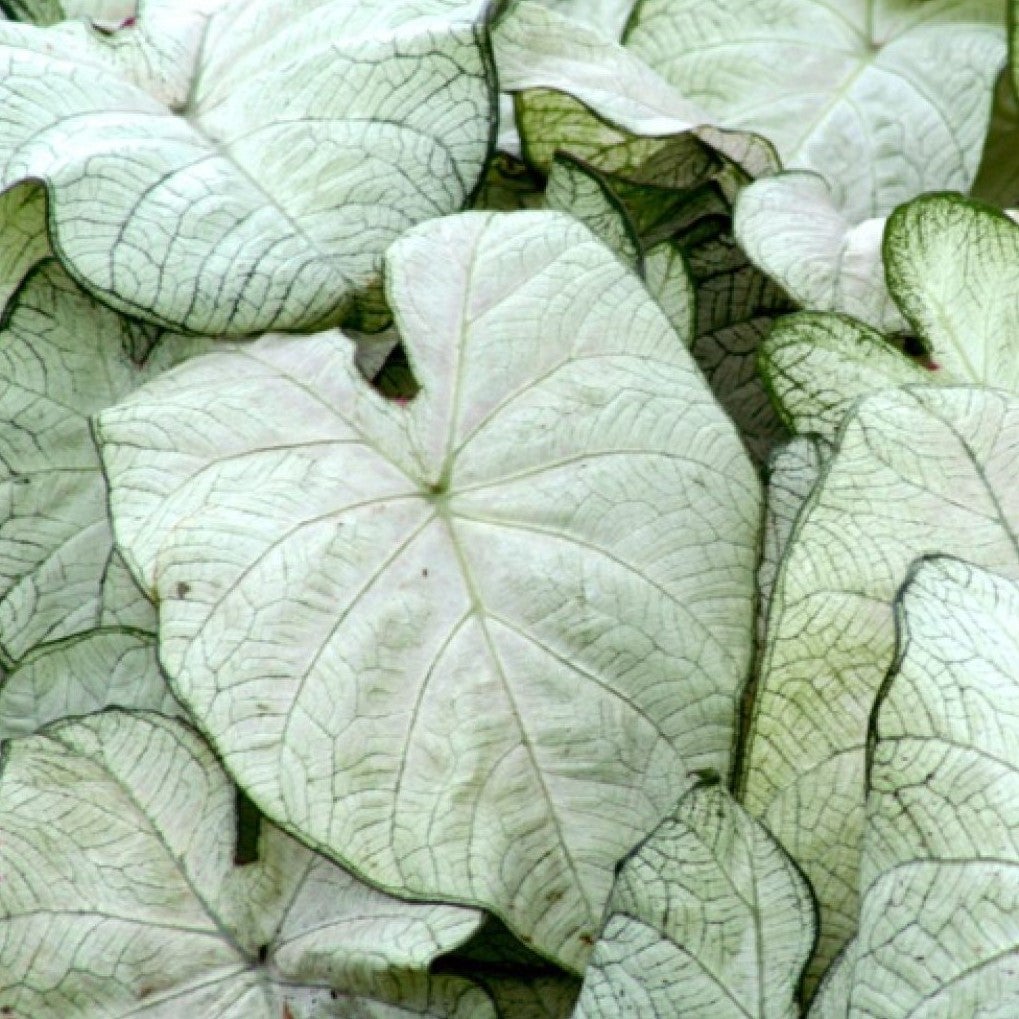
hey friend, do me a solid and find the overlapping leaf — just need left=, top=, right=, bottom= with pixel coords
left=741, top=385, right=1019, bottom=994
left=626, top=0, right=1007, bottom=219
left=98, top=210, right=761, bottom=972
left=848, top=557, right=1019, bottom=1016
left=0, top=710, right=490, bottom=1017
left=573, top=780, right=816, bottom=1018
left=0, top=0, right=494, bottom=334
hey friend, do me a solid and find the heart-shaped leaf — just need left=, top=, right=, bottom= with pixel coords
left=98, top=209, right=761, bottom=972
left=0, top=0, right=494, bottom=333
left=626, top=0, right=1006, bottom=219
left=0, top=710, right=490, bottom=1017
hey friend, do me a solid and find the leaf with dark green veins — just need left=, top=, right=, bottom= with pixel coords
left=849, top=556, right=1019, bottom=1017
left=0, top=0, right=494, bottom=334
left=573, top=781, right=816, bottom=1018
left=0, top=711, right=491, bottom=1018
left=98, top=210, right=760, bottom=973
left=742, top=385, right=1019, bottom=996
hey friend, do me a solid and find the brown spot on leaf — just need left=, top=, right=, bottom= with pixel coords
left=176, top=582, right=190, bottom=599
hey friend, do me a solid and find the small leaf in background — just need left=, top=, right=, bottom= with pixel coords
left=742, top=385, right=1019, bottom=995
left=849, top=557, right=1019, bottom=1016
left=759, top=312, right=936, bottom=443
left=573, top=780, right=816, bottom=1018
left=98, top=209, right=761, bottom=972
left=0, top=710, right=491, bottom=1018
left=734, top=172, right=906, bottom=334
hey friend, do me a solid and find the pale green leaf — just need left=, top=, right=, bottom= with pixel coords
left=972, top=67, right=1019, bottom=206
left=741, top=385, right=1019, bottom=996
left=1, top=0, right=134, bottom=25
left=531, top=0, right=635, bottom=39
left=760, top=313, right=937, bottom=442
left=849, top=556, right=1019, bottom=1017
left=627, top=0, right=1007, bottom=219
left=0, top=630, right=180, bottom=738
left=573, top=781, right=816, bottom=1019
left=98, top=210, right=761, bottom=972
left=0, top=181, right=49, bottom=315
left=0, top=711, right=490, bottom=1018
left=0, top=0, right=494, bottom=334
left=643, top=240, right=695, bottom=341
left=805, top=940, right=855, bottom=1019
left=734, top=173, right=906, bottom=333
left=884, top=193, right=1019, bottom=388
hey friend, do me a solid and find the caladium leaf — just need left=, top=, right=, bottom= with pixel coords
left=643, top=240, right=695, bottom=341
left=757, top=436, right=826, bottom=648
left=734, top=173, right=906, bottom=333
left=884, top=193, right=1019, bottom=387
left=741, top=385, right=1019, bottom=996
left=0, top=629, right=180, bottom=738
left=531, top=0, right=635, bottom=39
left=493, top=1, right=776, bottom=179
left=0, top=0, right=135, bottom=25
left=626, top=0, right=1007, bottom=220
left=805, top=940, right=855, bottom=1019
left=759, top=313, right=938, bottom=442
left=0, top=258, right=223, bottom=662
left=849, top=556, right=1019, bottom=1016
left=0, top=0, right=494, bottom=334
left=0, top=710, right=491, bottom=1018
left=573, top=779, right=816, bottom=1019
left=98, top=209, right=761, bottom=972
left=682, top=231, right=791, bottom=464
left=544, top=153, right=641, bottom=268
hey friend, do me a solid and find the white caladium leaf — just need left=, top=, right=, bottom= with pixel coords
left=759, top=313, right=939, bottom=443
left=849, top=556, right=1019, bottom=1017
left=0, top=181, right=49, bottom=315
left=98, top=210, right=761, bottom=972
left=474, top=976, right=579, bottom=1019
left=884, top=193, right=1019, bottom=388
left=0, top=0, right=494, bottom=334
left=734, top=173, right=906, bottom=333
left=643, top=240, right=695, bottom=342
left=741, top=385, right=1019, bottom=996
left=531, top=0, right=635, bottom=40
left=0, top=710, right=491, bottom=1018
left=0, top=629, right=180, bottom=738
left=493, top=1, right=777, bottom=179
left=757, top=437, right=826, bottom=647
left=805, top=940, right=855, bottom=1019
left=573, top=779, right=816, bottom=1019
left=626, top=0, right=1007, bottom=220
left=0, top=259, right=221, bottom=661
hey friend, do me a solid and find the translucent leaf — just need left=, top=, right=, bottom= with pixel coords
left=573, top=781, right=816, bottom=1018
left=98, top=210, right=761, bottom=972
left=0, top=710, right=490, bottom=1018
left=884, top=193, right=1019, bottom=388
left=0, top=0, right=494, bottom=333
left=742, top=385, right=1019, bottom=995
